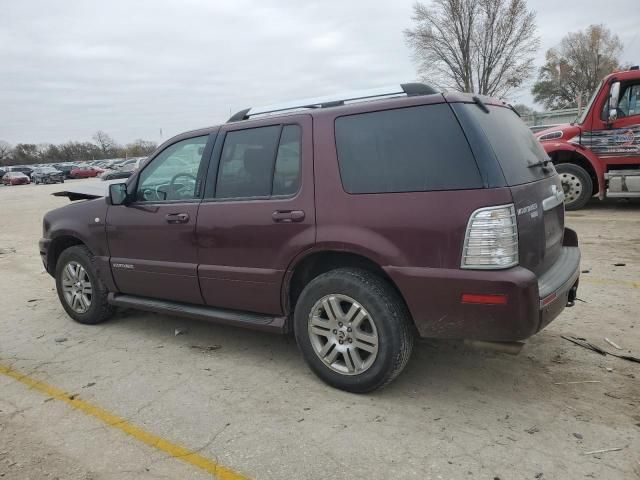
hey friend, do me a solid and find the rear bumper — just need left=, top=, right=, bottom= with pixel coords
left=385, top=228, right=581, bottom=341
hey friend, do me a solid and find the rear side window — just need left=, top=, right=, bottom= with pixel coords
left=216, top=125, right=301, bottom=199
left=334, top=104, right=482, bottom=194
left=216, top=126, right=281, bottom=198
left=460, top=104, right=553, bottom=185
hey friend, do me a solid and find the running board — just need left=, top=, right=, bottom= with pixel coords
left=107, top=293, right=287, bottom=333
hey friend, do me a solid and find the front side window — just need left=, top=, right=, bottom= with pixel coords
left=215, top=125, right=301, bottom=199
left=335, top=104, right=482, bottom=194
left=136, top=136, right=208, bottom=202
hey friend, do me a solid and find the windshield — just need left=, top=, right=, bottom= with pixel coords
left=577, top=80, right=603, bottom=124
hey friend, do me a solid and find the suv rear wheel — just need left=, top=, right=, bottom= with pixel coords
left=294, top=268, right=413, bottom=393
left=55, top=245, right=114, bottom=325
left=556, top=163, right=593, bottom=210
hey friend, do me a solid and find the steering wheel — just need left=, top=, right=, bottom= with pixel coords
left=168, top=173, right=197, bottom=198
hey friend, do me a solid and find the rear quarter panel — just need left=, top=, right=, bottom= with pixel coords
left=311, top=98, right=514, bottom=270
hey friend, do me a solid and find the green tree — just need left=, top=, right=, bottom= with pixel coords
left=532, top=24, right=623, bottom=110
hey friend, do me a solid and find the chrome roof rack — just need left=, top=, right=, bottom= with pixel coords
left=227, top=83, right=438, bottom=122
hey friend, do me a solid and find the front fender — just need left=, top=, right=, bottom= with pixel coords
left=42, top=198, right=116, bottom=290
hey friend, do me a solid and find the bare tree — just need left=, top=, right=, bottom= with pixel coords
left=532, top=24, right=622, bottom=110
left=92, top=130, right=117, bottom=156
left=125, top=139, right=157, bottom=157
left=0, top=141, right=12, bottom=166
left=405, top=0, right=539, bottom=97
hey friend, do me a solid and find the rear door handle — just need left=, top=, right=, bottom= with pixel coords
left=272, top=210, right=305, bottom=223
left=165, top=213, right=190, bottom=224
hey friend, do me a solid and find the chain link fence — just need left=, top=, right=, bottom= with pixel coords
left=521, top=108, right=580, bottom=132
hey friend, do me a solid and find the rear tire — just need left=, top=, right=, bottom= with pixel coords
left=555, top=163, right=593, bottom=210
left=294, top=268, right=414, bottom=393
left=55, top=245, right=114, bottom=325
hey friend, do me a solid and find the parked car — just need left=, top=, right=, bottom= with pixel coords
left=3, top=171, right=31, bottom=185
left=100, top=163, right=137, bottom=181
left=0, top=168, right=5, bottom=179
left=40, top=83, right=581, bottom=392
left=53, top=164, right=79, bottom=179
left=7, top=165, right=34, bottom=178
left=100, top=158, right=146, bottom=181
left=69, top=166, right=104, bottom=179
left=32, top=166, right=65, bottom=184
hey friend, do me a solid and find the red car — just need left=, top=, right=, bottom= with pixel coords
left=2, top=171, right=31, bottom=185
left=69, top=166, right=105, bottom=179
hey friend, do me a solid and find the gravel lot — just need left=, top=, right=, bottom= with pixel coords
left=1, top=179, right=639, bottom=479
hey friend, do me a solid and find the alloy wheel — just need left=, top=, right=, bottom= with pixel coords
left=61, top=261, right=93, bottom=313
left=308, top=294, right=379, bottom=375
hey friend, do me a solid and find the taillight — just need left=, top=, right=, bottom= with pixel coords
left=461, top=204, right=518, bottom=269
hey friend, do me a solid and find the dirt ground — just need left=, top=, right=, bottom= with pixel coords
left=0, top=179, right=638, bottom=480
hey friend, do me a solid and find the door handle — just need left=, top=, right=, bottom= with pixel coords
left=272, top=210, right=305, bottom=223
left=165, top=213, right=190, bottom=224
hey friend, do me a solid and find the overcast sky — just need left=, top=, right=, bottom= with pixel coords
left=1, top=0, right=638, bottom=145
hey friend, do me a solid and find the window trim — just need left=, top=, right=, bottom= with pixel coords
left=128, top=133, right=215, bottom=205
left=202, top=122, right=303, bottom=203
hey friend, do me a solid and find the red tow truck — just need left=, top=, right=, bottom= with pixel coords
left=536, top=66, right=640, bottom=209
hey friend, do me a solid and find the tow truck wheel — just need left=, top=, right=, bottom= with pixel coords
left=555, top=163, right=593, bottom=211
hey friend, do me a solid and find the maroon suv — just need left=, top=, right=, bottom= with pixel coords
left=40, top=84, right=580, bottom=392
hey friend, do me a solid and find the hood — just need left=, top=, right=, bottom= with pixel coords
left=535, top=123, right=581, bottom=142
left=52, top=179, right=121, bottom=201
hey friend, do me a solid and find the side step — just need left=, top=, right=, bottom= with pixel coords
left=107, top=293, right=287, bottom=333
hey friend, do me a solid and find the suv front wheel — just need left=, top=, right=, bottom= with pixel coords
left=55, top=245, right=114, bottom=325
left=294, top=268, right=414, bottom=393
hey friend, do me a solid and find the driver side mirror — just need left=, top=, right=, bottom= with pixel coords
left=109, top=182, right=129, bottom=205
left=608, top=81, right=621, bottom=122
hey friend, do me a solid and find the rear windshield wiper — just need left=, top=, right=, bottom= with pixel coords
left=527, top=158, right=553, bottom=169
left=507, top=103, right=521, bottom=117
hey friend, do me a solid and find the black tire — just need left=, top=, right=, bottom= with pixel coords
left=294, top=268, right=414, bottom=393
left=55, top=245, right=114, bottom=325
left=555, top=163, right=593, bottom=210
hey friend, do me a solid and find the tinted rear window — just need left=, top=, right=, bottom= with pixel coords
left=335, top=104, right=482, bottom=194
left=460, top=104, right=553, bottom=185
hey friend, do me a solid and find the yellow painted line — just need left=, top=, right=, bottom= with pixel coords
left=0, top=362, right=250, bottom=480
left=581, top=277, right=640, bottom=289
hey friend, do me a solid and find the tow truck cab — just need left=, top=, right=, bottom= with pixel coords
left=536, top=66, right=640, bottom=210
